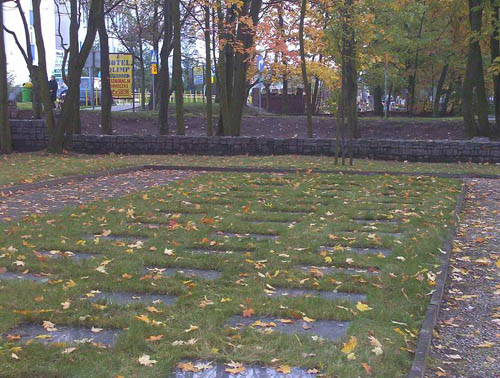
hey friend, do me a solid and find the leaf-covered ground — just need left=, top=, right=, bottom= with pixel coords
left=0, top=171, right=462, bottom=377
left=427, top=178, right=500, bottom=377
left=1, top=152, right=499, bottom=189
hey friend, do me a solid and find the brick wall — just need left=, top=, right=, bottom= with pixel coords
left=9, top=120, right=500, bottom=163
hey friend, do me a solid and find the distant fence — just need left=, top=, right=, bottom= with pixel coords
left=8, top=120, right=500, bottom=163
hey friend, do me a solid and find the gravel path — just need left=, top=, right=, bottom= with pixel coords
left=427, top=179, right=500, bottom=378
left=0, top=169, right=199, bottom=222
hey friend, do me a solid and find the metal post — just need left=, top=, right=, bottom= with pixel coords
left=132, top=58, right=135, bottom=113
left=384, top=66, right=388, bottom=119
left=92, top=51, right=96, bottom=109
left=258, top=72, right=262, bottom=113
left=152, top=73, right=155, bottom=111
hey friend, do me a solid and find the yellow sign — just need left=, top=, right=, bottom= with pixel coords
left=109, top=53, right=133, bottom=99
left=151, top=63, right=158, bottom=75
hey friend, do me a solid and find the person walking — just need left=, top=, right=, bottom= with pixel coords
left=48, top=75, right=58, bottom=108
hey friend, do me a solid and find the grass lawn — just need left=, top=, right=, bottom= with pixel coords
left=0, top=152, right=499, bottom=189
left=0, top=171, right=461, bottom=376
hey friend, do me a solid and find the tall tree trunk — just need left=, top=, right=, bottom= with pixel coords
left=49, top=0, right=102, bottom=152
left=491, top=0, right=500, bottom=132
left=343, top=0, right=359, bottom=141
left=32, top=0, right=55, bottom=135
left=299, top=0, right=313, bottom=137
left=159, top=0, right=172, bottom=134
left=204, top=5, right=213, bottom=136
left=433, top=63, right=448, bottom=118
left=173, top=0, right=184, bottom=134
left=278, top=5, right=287, bottom=115
left=312, top=77, right=321, bottom=114
left=0, top=3, right=12, bottom=154
left=373, top=85, right=383, bottom=116
left=463, top=0, right=491, bottom=137
left=99, top=1, right=112, bottom=135
left=31, top=67, right=42, bottom=119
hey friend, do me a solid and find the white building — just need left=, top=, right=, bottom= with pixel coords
left=2, top=0, right=121, bottom=86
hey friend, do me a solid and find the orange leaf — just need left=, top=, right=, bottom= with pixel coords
left=242, top=308, right=255, bottom=317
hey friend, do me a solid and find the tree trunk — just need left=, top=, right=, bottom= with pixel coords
left=173, top=0, right=184, bottom=134
left=373, top=85, right=383, bottom=116
left=433, top=63, right=448, bottom=118
left=0, top=3, right=12, bottom=154
left=99, top=1, right=112, bottom=135
left=299, top=0, right=313, bottom=137
left=32, top=0, right=55, bottom=135
left=204, top=5, right=213, bottom=136
left=31, top=67, right=42, bottom=119
left=343, top=0, right=359, bottom=141
left=463, top=0, right=491, bottom=137
left=49, top=0, right=101, bottom=152
left=491, top=0, right=500, bottom=132
left=159, top=0, right=172, bottom=134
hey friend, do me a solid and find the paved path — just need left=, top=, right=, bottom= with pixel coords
left=0, top=169, right=198, bottom=222
left=427, top=179, right=500, bottom=378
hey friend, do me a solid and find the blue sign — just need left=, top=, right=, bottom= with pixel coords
left=150, top=50, right=158, bottom=64
left=256, top=55, right=264, bottom=73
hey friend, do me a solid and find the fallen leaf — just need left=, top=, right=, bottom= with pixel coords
left=243, top=308, right=255, bottom=317
left=341, top=336, right=357, bottom=354
left=356, top=302, right=373, bottom=312
left=138, top=354, right=157, bottom=367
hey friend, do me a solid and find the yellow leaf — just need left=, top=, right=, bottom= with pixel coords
left=341, top=336, right=357, bottom=354
left=135, top=314, right=151, bottom=324
left=276, top=365, right=291, bottom=374
left=146, top=334, right=164, bottom=342
left=146, top=306, right=162, bottom=314
left=302, top=316, right=315, bottom=323
left=184, top=324, right=199, bottom=333
left=393, top=327, right=406, bottom=337
left=356, top=302, right=373, bottom=312
left=324, top=256, right=332, bottom=264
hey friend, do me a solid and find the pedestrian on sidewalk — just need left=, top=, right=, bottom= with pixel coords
left=49, top=75, right=58, bottom=108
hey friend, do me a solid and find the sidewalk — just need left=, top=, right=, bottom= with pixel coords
left=427, top=179, right=500, bottom=377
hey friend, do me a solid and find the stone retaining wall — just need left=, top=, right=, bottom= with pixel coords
left=9, top=119, right=500, bottom=163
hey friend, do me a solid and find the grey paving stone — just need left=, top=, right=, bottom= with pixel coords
left=36, top=250, right=97, bottom=261
left=319, top=245, right=392, bottom=256
left=353, top=219, right=399, bottom=225
left=90, top=234, right=149, bottom=242
left=212, top=232, right=279, bottom=241
left=172, top=361, right=319, bottom=377
left=268, top=288, right=366, bottom=303
left=86, top=291, right=176, bottom=306
left=0, top=271, right=50, bottom=283
left=5, top=323, right=121, bottom=346
left=299, top=265, right=379, bottom=275
left=145, top=267, right=222, bottom=280
left=188, top=248, right=249, bottom=255
left=227, top=315, right=350, bottom=341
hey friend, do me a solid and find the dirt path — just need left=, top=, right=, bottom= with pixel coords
left=0, top=169, right=198, bottom=222
left=427, top=179, right=500, bottom=378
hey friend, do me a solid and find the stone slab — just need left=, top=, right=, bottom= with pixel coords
left=188, top=248, right=249, bottom=255
left=268, top=288, right=366, bottom=303
left=36, top=250, right=97, bottom=261
left=227, top=315, right=350, bottom=341
left=319, top=246, right=392, bottom=256
left=172, top=361, right=318, bottom=377
left=145, top=267, right=222, bottom=280
left=90, top=234, right=149, bottom=242
left=212, top=232, right=279, bottom=241
left=300, top=265, right=379, bottom=275
left=0, top=271, right=50, bottom=283
left=5, top=323, right=120, bottom=346
left=86, top=291, right=176, bottom=306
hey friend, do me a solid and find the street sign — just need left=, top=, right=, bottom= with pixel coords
left=151, top=63, right=158, bottom=75
left=256, top=55, right=264, bottom=73
left=150, top=50, right=158, bottom=64
left=109, top=53, right=133, bottom=99
left=193, top=66, right=204, bottom=85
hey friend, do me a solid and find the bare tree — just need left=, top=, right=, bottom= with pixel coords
left=0, top=0, right=12, bottom=153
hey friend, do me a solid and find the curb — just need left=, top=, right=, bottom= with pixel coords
left=143, top=165, right=500, bottom=179
left=1, top=164, right=498, bottom=197
left=407, top=181, right=468, bottom=378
